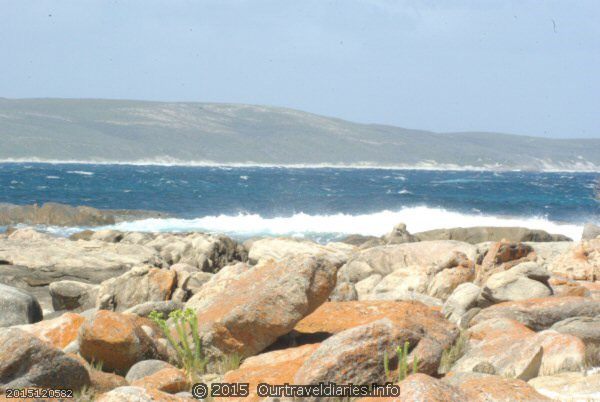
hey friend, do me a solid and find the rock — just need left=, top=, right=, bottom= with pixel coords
left=89, top=229, right=126, bottom=243
left=0, top=283, right=43, bottom=327
left=294, top=301, right=458, bottom=375
left=124, top=300, right=184, bottom=318
left=340, top=234, right=382, bottom=247
left=89, top=369, right=129, bottom=393
left=131, top=367, right=190, bottom=394
left=185, top=262, right=249, bottom=304
left=181, top=272, right=213, bottom=295
left=247, top=237, right=353, bottom=265
left=0, top=202, right=116, bottom=226
left=384, top=223, right=418, bottom=244
left=470, top=296, right=600, bottom=331
left=129, top=232, right=246, bottom=273
left=126, top=359, right=174, bottom=383
left=96, top=386, right=196, bottom=401
left=415, top=226, right=571, bottom=243
left=363, top=289, right=443, bottom=307
left=582, top=223, right=600, bottom=240
left=452, top=318, right=543, bottom=380
left=398, top=374, right=467, bottom=402
left=185, top=255, right=338, bottom=362
left=97, top=266, right=177, bottom=312
left=79, top=310, right=167, bottom=375
left=328, top=281, right=358, bottom=301
left=549, top=277, right=590, bottom=297
left=528, top=372, right=600, bottom=401
left=294, top=319, right=416, bottom=387
left=49, top=280, right=99, bottom=311
left=224, top=344, right=320, bottom=401
left=453, top=375, right=551, bottom=401
left=454, top=318, right=585, bottom=379
left=169, top=262, right=200, bottom=273
left=547, top=239, right=600, bottom=281
left=476, top=241, right=534, bottom=284
left=16, top=312, right=85, bottom=349
left=550, top=316, right=600, bottom=345
left=0, top=328, right=90, bottom=390
left=480, top=262, right=552, bottom=303
left=0, top=229, right=162, bottom=283
left=442, top=283, right=482, bottom=323
left=427, top=262, right=475, bottom=301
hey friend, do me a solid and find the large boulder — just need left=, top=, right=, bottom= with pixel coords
left=0, top=229, right=162, bottom=283
left=96, top=266, right=177, bottom=312
left=294, top=301, right=458, bottom=375
left=0, top=328, right=90, bottom=390
left=415, top=226, right=570, bottom=243
left=49, top=280, right=99, bottom=311
left=550, top=316, right=600, bottom=345
left=0, top=283, right=43, bottom=327
left=449, top=374, right=552, bottom=401
left=397, top=374, right=467, bottom=402
left=16, top=312, right=85, bottom=349
left=547, top=239, right=600, bottom=281
left=294, top=319, right=415, bottom=387
left=383, top=223, right=418, bottom=244
left=184, top=255, right=338, bottom=361
left=0, top=202, right=116, bottom=226
left=470, top=296, right=600, bottom=331
left=441, top=283, right=482, bottom=324
left=78, top=310, right=168, bottom=375
left=480, top=262, right=552, bottom=303
left=476, top=241, right=534, bottom=284
left=247, top=237, right=353, bottom=265
left=582, top=223, right=600, bottom=240
left=529, top=372, right=600, bottom=401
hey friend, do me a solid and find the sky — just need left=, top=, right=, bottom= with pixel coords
left=1, top=0, right=599, bottom=138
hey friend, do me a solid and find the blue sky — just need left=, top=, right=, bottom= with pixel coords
left=1, top=0, right=599, bottom=138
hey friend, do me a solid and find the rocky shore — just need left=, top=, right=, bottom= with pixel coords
left=1, top=223, right=599, bottom=401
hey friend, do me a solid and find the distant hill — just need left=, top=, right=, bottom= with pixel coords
left=1, top=98, right=599, bottom=170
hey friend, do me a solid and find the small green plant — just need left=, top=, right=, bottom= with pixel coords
left=384, top=341, right=419, bottom=382
left=439, top=330, right=469, bottom=374
left=215, top=352, right=242, bottom=374
left=149, top=308, right=206, bottom=382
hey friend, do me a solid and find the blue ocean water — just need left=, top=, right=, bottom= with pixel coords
left=1, top=163, right=598, bottom=241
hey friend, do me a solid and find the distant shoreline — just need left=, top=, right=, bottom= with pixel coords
left=2, top=158, right=600, bottom=173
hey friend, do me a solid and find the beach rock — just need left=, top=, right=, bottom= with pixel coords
left=384, top=223, right=418, bottom=244
left=398, top=374, right=467, bottom=402
left=294, top=319, right=416, bottom=387
left=363, top=289, right=443, bottom=307
left=0, top=283, right=43, bottom=327
left=0, top=202, right=116, bottom=226
left=96, top=386, right=196, bottom=402
left=454, top=375, right=551, bottom=401
left=89, top=369, right=129, bottom=393
left=535, top=330, right=586, bottom=375
left=127, top=232, right=246, bottom=273
left=427, top=263, right=475, bottom=301
left=78, top=310, right=167, bottom=375
left=470, top=296, right=600, bottom=331
left=224, top=344, right=320, bottom=401
left=16, top=312, right=85, bottom=349
left=0, top=229, right=162, bottom=283
left=528, top=372, right=600, bottom=401
left=294, top=301, right=457, bottom=375
left=550, top=316, right=600, bottom=345
left=0, top=328, right=90, bottom=390
left=131, top=367, right=190, bottom=394
left=547, top=239, right=600, bottom=281
left=329, top=281, right=358, bottom=301
left=442, top=283, right=482, bottom=323
left=582, top=223, right=600, bottom=240
left=96, top=266, right=177, bottom=312
left=247, top=237, right=353, bottom=265
left=49, top=280, right=99, bottom=311
left=185, top=255, right=338, bottom=361
left=124, top=300, right=184, bottom=318
left=126, top=359, right=174, bottom=382
left=185, top=262, right=249, bottom=305
left=476, top=241, right=534, bottom=284
left=480, top=262, right=552, bottom=303
left=415, top=226, right=570, bottom=243
left=340, top=234, right=382, bottom=247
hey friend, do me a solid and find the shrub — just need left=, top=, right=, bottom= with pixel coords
left=384, top=341, right=418, bottom=382
left=149, top=308, right=206, bottom=382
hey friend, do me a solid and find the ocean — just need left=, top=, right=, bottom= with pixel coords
left=1, top=163, right=598, bottom=242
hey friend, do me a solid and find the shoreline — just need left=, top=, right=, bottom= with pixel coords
left=2, top=158, right=600, bottom=173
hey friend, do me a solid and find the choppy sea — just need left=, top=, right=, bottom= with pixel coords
left=1, top=163, right=598, bottom=242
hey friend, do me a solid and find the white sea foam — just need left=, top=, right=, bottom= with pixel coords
left=1, top=157, right=599, bottom=172
left=99, top=206, right=584, bottom=241
left=66, top=170, right=94, bottom=176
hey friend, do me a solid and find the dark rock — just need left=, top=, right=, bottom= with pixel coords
left=0, top=283, right=43, bottom=327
